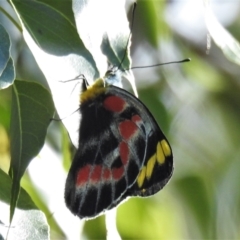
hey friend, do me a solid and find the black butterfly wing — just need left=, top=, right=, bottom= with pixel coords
left=106, top=87, right=173, bottom=205
left=65, top=84, right=173, bottom=219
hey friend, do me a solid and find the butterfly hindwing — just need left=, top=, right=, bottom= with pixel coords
left=65, top=79, right=173, bottom=219
left=107, top=87, right=173, bottom=201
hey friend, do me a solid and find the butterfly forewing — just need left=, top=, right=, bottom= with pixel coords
left=65, top=80, right=173, bottom=219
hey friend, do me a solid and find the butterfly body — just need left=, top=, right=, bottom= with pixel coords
left=65, top=76, right=173, bottom=219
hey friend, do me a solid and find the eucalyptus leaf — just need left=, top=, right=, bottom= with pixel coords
left=0, top=168, right=37, bottom=210
left=204, top=0, right=240, bottom=66
left=0, top=203, right=49, bottom=240
left=0, top=169, right=49, bottom=240
left=0, top=24, right=10, bottom=75
left=9, top=80, right=54, bottom=221
left=0, top=24, right=15, bottom=89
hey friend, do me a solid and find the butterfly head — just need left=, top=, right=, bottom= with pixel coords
left=104, top=67, right=123, bottom=88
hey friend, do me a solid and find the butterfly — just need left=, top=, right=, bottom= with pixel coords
left=64, top=69, right=174, bottom=219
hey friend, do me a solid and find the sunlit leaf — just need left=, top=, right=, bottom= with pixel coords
left=0, top=169, right=49, bottom=240
left=72, top=0, right=131, bottom=73
left=0, top=203, right=49, bottom=240
left=204, top=0, right=240, bottom=66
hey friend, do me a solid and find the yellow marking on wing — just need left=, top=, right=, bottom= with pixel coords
left=146, top=154, right=156, bottom=179
left=137, top=166, right=146, bottom=188
left=161, top=139, right=171, bottom=157
left=156, top=141, right=165, bottom=164
left=80, top=78, right=105, bottom=104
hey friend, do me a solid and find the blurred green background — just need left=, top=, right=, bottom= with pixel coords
left=1, top=0, right=240, bottom=239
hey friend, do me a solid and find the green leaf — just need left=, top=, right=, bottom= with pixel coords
left=0, top=168, right=36, bottom=209
left=0, top=24, right=15, bottom=89
left=9, top=80, right=54, bottom=222
left=38, top=0, right=75, bottom=25
left=11, top=1, right=86, bottom=56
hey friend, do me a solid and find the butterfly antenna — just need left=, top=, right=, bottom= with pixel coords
left=125, top=58, right=191, bottom=71
left=114, top=2, right=190, bottom=73
left=116, top=2, right=137, bottom=71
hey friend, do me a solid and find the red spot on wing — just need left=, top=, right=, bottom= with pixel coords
left=119, top=120, right=138, bottom=140
left=112, top=166, right=124, bottom=180
left=76, top=165, right=91, bottom=186
left=103, top=167, right=111, bottom=180
left=90, top=165, right=102, bottom=182
left=119, top=141, right=129, bottom=165
left=103, top=95, right=126, bottom=113
left=131, top=114, right=142, bottom=123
